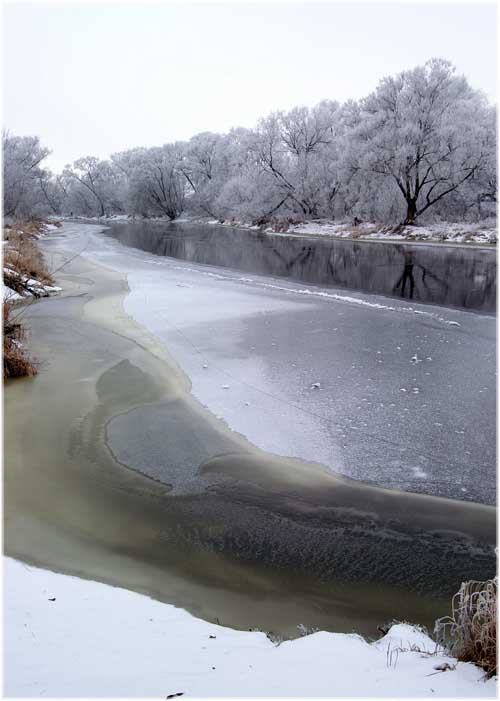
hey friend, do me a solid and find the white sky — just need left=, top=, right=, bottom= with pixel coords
left=2, top=1, right=497, bottom=172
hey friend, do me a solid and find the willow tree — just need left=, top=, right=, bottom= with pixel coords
left=353, top=59, right=493, bottom=225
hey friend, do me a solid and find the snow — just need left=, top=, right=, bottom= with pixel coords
left=2, top=267, right=62, bottom=300
left=3, top=286, right=24, bottom=302
left=285, top=220, right=497, bottom=245
left=4, top=558, right=496, bottom=698
left=199, top=217, right=497, bottom=245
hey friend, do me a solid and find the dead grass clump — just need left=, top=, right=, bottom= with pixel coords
left=3, top=303, right=37, bottom=379
left=434, top=577, right=497, bottom=678
left=3, top=230, right=54, bottom=285
left=270, top=215, right=305, bottom=232
left=20, top=220, right=45, bottom=237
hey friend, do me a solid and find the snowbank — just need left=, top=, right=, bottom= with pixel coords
left=61, top=214, right=497, bottom=244
left=2, top=266, right=61, bottom=302
left=199, top=217, right=497, bottom=245
left=286, top=220, right=497, bottom=244
left=4, top=558, right=495, bottom=698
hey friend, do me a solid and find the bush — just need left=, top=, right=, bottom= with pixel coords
left=3, top=303, right=37, bottom=379
left=434, top=577, right=497, bottom=678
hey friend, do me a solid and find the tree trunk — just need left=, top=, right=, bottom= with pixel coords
left=403, top=198, right=417, bottom=225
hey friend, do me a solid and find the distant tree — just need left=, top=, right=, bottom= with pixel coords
left=37, top=172, right=66, bottom=215
left=470, top=106, right=497, bottom=218
left=63, top=157, right=122, bottom=217
left=180, top=132, right=233, bottom=219
left=351, top=59, right=493, bottom=224
left=3, top=132, right=51, bottom=218
left=137, top=144, right=187, bottom=219
left=246, top=101, right=348, bottom=222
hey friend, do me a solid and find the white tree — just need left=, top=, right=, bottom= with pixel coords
left=180, top=132, right=232, bottom=218
left=247, top=101, right=344, bottom=221
left=469, top=106, right=497, bottom=218
left=351, top=59, right=493, bottom=224
left=126, top=144, right=187, bottom=220
left=3, top=132, right=51, bottom=218
left=63, top=156, right=123, bottom=217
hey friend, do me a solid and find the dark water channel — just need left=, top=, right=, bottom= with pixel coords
left=105, top=221, right=496, bottom=313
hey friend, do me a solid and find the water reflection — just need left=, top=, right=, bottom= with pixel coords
left=105, top=222, right=496, bottom=312
left=393, top=250, right=416, bottom=299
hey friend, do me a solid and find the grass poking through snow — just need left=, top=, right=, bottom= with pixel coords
left=435, top=577, right=497, bottom=678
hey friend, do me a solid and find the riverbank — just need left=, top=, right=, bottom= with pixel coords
left=67, top=214, right=497, bottom=247
left=3, top=220, right=62, bottom=378
left=284, top=220, right=497, bottom=245
left=5, top=557, right=496, bottom=698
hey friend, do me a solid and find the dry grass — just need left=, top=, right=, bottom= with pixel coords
left=269, top=215, right=306, bottom=232
left=3, top=302, right=37, bottom=379
left=3, top=228, right=54, bottom=285
left=434, top=577, right=497, bottom=678
left=2, top=220, right=60, bottom=379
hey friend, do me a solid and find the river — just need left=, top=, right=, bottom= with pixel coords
left=104, top=221, right=496, bottom=312
left=4, top=223, right=496, bottom=641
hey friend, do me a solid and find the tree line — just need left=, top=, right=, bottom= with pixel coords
left=4, top=59, right=497, bottom=227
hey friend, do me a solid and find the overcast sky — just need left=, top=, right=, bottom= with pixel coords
left=3, top=2, right=497, bottom=172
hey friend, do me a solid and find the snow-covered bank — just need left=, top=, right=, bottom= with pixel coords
left=3, top=266, right=61, bottom=302
left=285, top=220, right=497, bottom=244
left=61, top=214, right=497, bottom=245
left=3, top=220, right=63, bottom=301
left=66, top=214, right=497, bottom=245
left=4, top=558, right=495, bottom=698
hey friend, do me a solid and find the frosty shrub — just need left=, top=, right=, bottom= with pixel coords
left=434, top=577, right=497, bottom=678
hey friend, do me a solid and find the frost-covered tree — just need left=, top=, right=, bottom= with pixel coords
left=351, top=59, right=493, bottom=224
left=469, top=106, right=497, bottom=218
left=63, top=156, right=123, bottom=217
left=250, top=104, right=328, bottom=218
left=180, top=132, right=234, bottom=219
left=3, top=132, right=51, bottom=218
left=37, top=171, right=66, bottom=215
left=126, top=144, right=187, bottom=219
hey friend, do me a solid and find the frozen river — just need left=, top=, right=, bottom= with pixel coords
left=5, top=223, right=496, bottom=639
left=100, top=222, right=496, bottom=504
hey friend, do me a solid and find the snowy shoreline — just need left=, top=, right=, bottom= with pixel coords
left=63, top=214, right=497, bottom=249
left=4, top=557, right=496, bottom=698
left=3, top=221, right=63, bottom=302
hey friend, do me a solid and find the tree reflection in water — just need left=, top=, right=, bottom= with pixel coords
left=106, top=222, right=496, bottom=313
